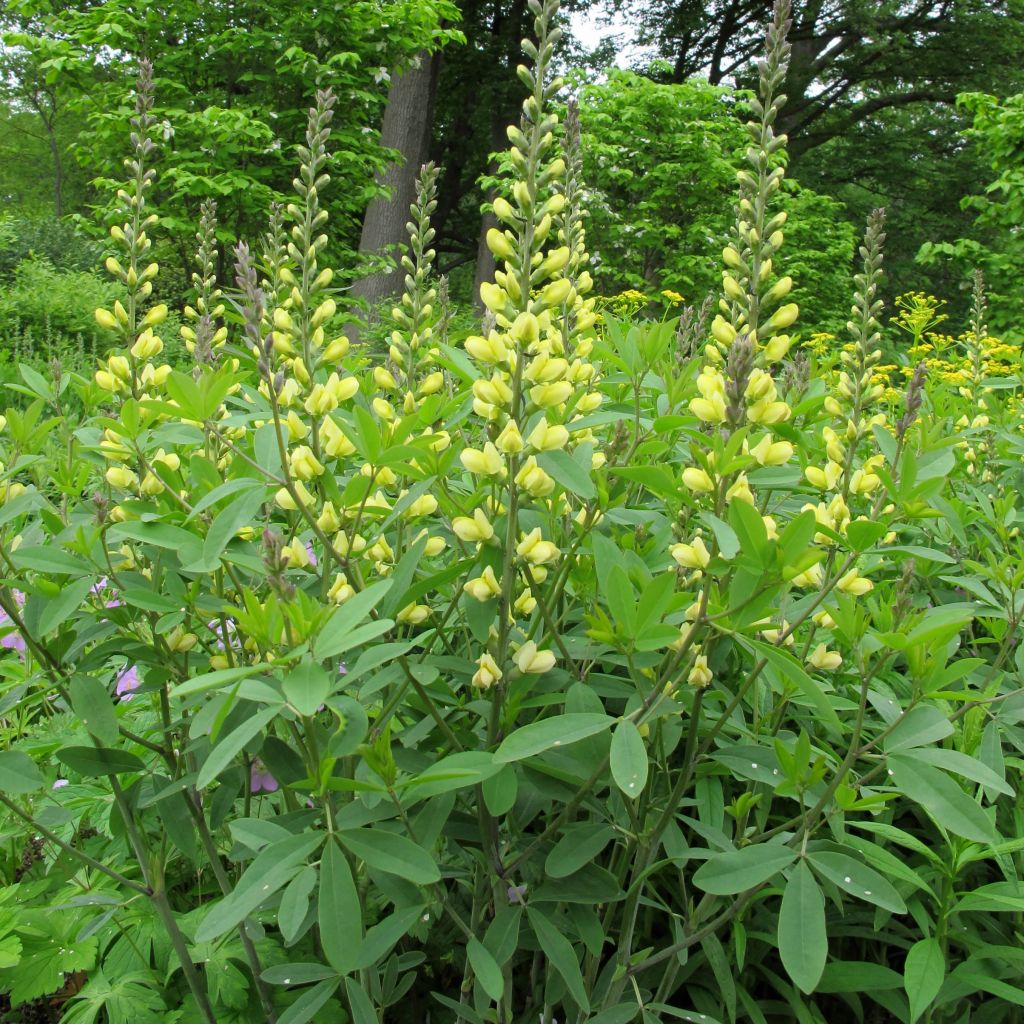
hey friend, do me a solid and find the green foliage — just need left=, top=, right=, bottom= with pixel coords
left=4, top=0, right=460, bottom=275
left=2, top=3, right=1024, bottom=1023
left=573, top=69, right=854, bottom=330
left=918, top=90, right=1024, bottom=335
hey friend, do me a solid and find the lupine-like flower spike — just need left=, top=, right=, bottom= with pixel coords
left=803, top=210, right=888, bottom=518
left=682, top=0, right=795, bottom=514
left=389, top=162, right=441, bottom=400
left=181, top=199, right=226, bottom=367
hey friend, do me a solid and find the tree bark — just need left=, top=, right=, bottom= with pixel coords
left=350, top=51, right=441, bottom=309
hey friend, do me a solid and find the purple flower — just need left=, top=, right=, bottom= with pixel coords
left=250, top=761, right=278, bottom=793
left=52, top=778, right=69, bottom=790
left=1, top=592, right=26, bottom=654
left=115, top=665, right=139, bottom=701
left=306, top=542, right=317, bottom=567
left=91, top=577, right=122, bottom=609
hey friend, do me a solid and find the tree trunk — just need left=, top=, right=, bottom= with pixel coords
left=350, top=51, right=441, bottom=310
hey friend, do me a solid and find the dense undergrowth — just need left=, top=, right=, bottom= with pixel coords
left=2, top=2, right=1024, bottom=1022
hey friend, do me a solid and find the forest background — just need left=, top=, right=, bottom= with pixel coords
left=2, top=0, right=1024, bottom=376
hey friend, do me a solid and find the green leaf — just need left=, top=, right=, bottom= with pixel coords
left=889, top=753, right=998, bottom=844
left=0, top=750, right=44, bottom=793
left=904, top=747, right=1013, bottom=797
left=197, top=704, right=280, bottom=789
left=70, top=674, right=119, bottom=745
left=545, top=825, right=615, bottom=880
left=56, top=746, right=145, bottom=776
left=345, top=976, right=379, bottom=1024
left=494, top=713, right=615, bottom=763
left=319, top=840, right=363, bottom=974
left=778, top=860, right=826, bottom=994
left=196, top=832, right=323, bottom=942
left=692, top=844, right=796, bottom=895
left=604, top=565, right=636, bottom=637
left=846, top=520, right=888, bottom=550
left=276, top=981, right=339, bottom=1024
left=315, top=581, right=391, bottom=659
left=11, top=546, right=91, bottom=576
left=610, top=720, right=648, bottom=798
left=699, top=512, right=739, bottom=559
left=808, top=850, right=906, bottom=913
left=467, top=936, right=504, bottom=1002
left=741, top=637, right=842, bottom=735
left=278, top=866, right=317, bottom=944
left=283, top=661, right=331, bottom=717
left=169, top=664, right=272, bottom=700
left=338, top=827, right=439, bottom=885
left=905, top=938, right=945, bottom=1023
left=354, top=905, right=425, bottom=970
left=38, top=577, right=94, bottom=635
left=882, top=706, right=954, bottom=752
left=538, top=447, right=596, bottom=499
left=527, top=907, right=589, bottom=1013
left=200, top=487, right=267, bottom=566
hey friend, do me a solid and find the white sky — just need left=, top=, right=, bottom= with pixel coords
left=569, top=5, right=651, bottom=68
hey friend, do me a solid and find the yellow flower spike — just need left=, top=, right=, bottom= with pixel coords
left=514, top=456, right=555, bottom=498
left=317, top=501, right=342, bottom=534
left=372, top=397, right=396, bottom=421
left=283, top=538, right=313, bottom=569
left=108, top=355, right=131, bottom=381
left=94, top=370, right=120, bottom=392
left=837, top=570, right=873, bottom=596
left=105, top=466, right=138, bottom=490
left=480, top=282, right=510, bottom=316
left=792, top=563, right=824, bottom=589
left=763, top=302, right=799, bottom=333
left=275, top=481, right=314, bottom=510
left=166, top=626, right=198, bottom=654
left=516, top=641, right=556, bottom=675
left=687, top=652, right=713, bottom=689
left=510, top=311, right=541, bottom=347
left=322, top=336, right=350, bottom=362
left=472, top=652, right=503, bottom=690
left=811, top=609, right=836, bottom=629
left=397, top=602, right=431, bottom=625
left=131, top=329, right=163, bottom=360
left=682, top=467, right=715, bottom=493
left=311, top=298, right=336, bottom=329
left=465, top=332, right=508, bottom=365
left=419, top=371, right=444, bottom=396
left=285, top=411, right=310, bottom=442
left=139, top=471, right=164, bottom=496
left=405, top=493, right=438, bottom=518
left=576, top=392, right=603, bottom=414
left=473, top=375, right=513, bottom=408
left=417, top=533, right=446, bottom=557
left=726, top=474, right=755, bottom=504
left=670, top=537, right=711, bottom=570
left=495, top=419, right=525, bottom=454
left=291, top=357, right=311, bottom=386
left=710, top=316, right=736, bottom=347
left=749, top=435, right=793, bottom=467
left=461, top=442, right=505, bottom=477
left=689, top=393, right=727, bottom=424
left=95, top=308, right=119, bottom=330
left=514, top=589, right=538, bottom=616
left=320, top=417, right=356, bottom=458
left=761, top=621, right=795, bottom=646
left=538, top=278, right=573, bottom=309
left=373, top=367, right=398, bottom=391
left=807, top=644, right=843, bottom=671
left=537, top=247, right=571, bottom=279
left=366, top=536, right=394, bottom=564
left=762, top=515, right=779, bottom=540
left=486, top=227, right=516, bottom=262
left=290, top=446, right=325, bottom=480
left=516, top=527, right=559, bottom=566
left=527, top=418, right=569, bottom=451
left=529, top=381, right=573, bottom=408
left=464, top=565, right=502, bottom=602
left=744, top=369, right=775, bottom=403
left=746, top=397, right=791, bottom=425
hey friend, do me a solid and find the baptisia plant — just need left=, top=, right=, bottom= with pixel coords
left=0, top=1, right=1022, bottom=1022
